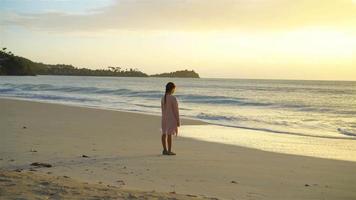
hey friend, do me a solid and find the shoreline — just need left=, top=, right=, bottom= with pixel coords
left=2, top=97, right=356, bottom=162
left=3, top=96, right=354, bottom=141
left=0, top=96, right=204, bottom=124
left=180, top=125, right=356, bottom=162
left=1, top=98, right=356, bottom=199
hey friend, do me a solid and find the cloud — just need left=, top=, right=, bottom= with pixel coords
left=1, top=0, right=355, bottom=32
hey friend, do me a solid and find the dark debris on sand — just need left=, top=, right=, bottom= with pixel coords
left=30, top=162, right=52, bottom=168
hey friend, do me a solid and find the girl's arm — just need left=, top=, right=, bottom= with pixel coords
left=173, top=96, right=180, bottom=127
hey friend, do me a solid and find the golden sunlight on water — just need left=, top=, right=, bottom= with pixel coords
left=180, top=125, right=356, bottom=162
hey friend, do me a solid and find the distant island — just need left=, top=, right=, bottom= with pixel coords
left=0, top=48, right=199, bottom=78
left=151, top=70, right=199, bottom=78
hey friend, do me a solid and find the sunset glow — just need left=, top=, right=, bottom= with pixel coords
left=0, top=0, right=355, bottom=80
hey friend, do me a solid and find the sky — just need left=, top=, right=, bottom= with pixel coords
left=0, top=0, right=355, bottom=80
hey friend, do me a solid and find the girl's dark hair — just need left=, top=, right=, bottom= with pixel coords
left=164, top=82, right=176, bottom=105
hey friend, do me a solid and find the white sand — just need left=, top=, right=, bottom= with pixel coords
left=1, top=98, right=356, bottom=199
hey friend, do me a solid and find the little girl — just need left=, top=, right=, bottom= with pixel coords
left=161, top=82, right=180, bottom=156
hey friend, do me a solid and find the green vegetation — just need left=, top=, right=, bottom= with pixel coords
left=0, top=48, right=199, bottom=78
left=34, top=65, right=148, bottom=77
left=0, top=48, right=147, bottom=77
left=151, top=70, right=200, bottom=78
left=0, top=48, right=35, bottom=76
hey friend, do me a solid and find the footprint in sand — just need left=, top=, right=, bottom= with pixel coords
left=116, top=180, right=126, bottom=186
left=39, top=181, right=50, bottom=186
left=231, top=180, right=238, bottom=184
left=0, top=178, right=12, bottom=183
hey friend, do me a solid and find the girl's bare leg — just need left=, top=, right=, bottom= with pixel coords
left=167, top=135, right=172, bottom=152
left=161, top=134, right=167, bottom=152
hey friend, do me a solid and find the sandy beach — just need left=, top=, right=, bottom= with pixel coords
left=0, top=170, right=211, bottom=200
left=1, top=98, right=356, bottom=200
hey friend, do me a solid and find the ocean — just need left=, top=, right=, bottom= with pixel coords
left=1, top=75, right=355, bottom=138
left=1, top=76, right=356, bottom=161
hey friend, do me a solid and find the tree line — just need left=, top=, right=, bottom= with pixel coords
left=0, top=48, right=199, bottom=78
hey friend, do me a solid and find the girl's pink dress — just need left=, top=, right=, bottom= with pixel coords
left=161, top=94, right=180, bottom=135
